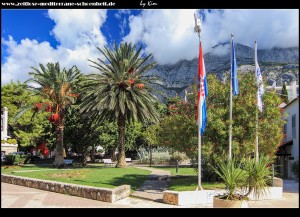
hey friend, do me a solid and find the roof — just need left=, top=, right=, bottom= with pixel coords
left=284, top=97, right=299, bottom=109
left=281, top=140, right=293, bottom=147
left=276, top=140, right=293, bottom=156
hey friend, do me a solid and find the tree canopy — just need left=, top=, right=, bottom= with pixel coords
left=159, top=73, right=285, bottom=178
left=1, top=81, right=50, bottom=147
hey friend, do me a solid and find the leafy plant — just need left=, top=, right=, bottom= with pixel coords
left=6, top=138, right=18, bottom=144
left=214, top=155, right=273, bottom=201
left=243, top=156, right=272, bottom=199
left=170, top=151, right=189, bottom=165
left=213, top=159, right=247, bottom=200
left=5, top=154, right=26, bottom=165
left=137, top=147, right=170, bottom=165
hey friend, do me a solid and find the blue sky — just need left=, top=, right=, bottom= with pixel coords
left=1, top=9, right=299, bottom=85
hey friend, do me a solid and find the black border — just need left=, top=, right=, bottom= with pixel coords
left=0, top=0, right=299, bottom=9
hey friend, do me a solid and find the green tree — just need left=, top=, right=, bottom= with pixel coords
left=14, top=62, right=82, bottom=167
left=98, top=120, right=143, bottom=161
left=159, top=73, right=285, bottom=180
left=141, top=123, right=161, bottom=166
left=64, top=106, right=102, bottom=166
left=1, top=81, right=50, bottom=148
left=281, top=82, right=288, bottom=103
left=79, top=42, right=160, bottom=167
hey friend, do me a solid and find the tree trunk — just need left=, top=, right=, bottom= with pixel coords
left=110, top=148, right=116, bottom=161
left=116, top=113, right=127, bottom=168
left=53, top=112, right=65, bottom=167
left=91, top=145, right=95, bottom=163
left=150, top=146, right=152, bottom=167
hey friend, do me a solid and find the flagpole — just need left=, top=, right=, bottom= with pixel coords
left=255, top=41, right=259, bottom=163
left=229, top=34, right=233, bottom=160
left=198, top=83, right=203, bottom=190
left=255, top=108, right=259, bottom=163
left=194, top=13, right=202, bottom=191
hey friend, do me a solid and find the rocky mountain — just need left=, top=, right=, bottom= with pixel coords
left=148, top=43, right=299, bottom=100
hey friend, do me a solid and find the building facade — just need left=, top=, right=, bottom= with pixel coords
left=276, top=97, right=299, bottom=179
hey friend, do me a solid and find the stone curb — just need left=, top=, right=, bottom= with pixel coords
left=1, top=174, right=130, bottom=203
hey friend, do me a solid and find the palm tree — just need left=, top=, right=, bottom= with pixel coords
left=79, top=42, right=160, bottom=168
left=15, top=62, right=82, bottom=167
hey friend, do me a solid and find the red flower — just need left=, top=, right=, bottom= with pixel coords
left=48, top=113, right=60, bottom=123
left=34, top=103, right=43, bottom=111
left=137, top=83, right=144, bottom=89
left=128, top=79, right=135, bottom=86
left=45, top=103, right=52, bottom=112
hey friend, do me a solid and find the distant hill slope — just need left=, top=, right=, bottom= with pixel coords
left=148, top=43, right=299, bottom=100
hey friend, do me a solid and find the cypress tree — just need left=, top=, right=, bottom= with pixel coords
left=281, top=82, right=289, bottom=103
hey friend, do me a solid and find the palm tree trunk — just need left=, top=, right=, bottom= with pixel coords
left=53, top=112, right=65, bottom=167
left=116, top=113, right=127, bottom=168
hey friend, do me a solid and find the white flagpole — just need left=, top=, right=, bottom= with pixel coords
left=255, top=108, right=259, bottom=163
left=198, top=85, right=203, bottom=190
left=229, top=34, right=233, bottom=160
left=255, top=41, right=259, bottom=163
left=194, top=13, right=202, bottom=190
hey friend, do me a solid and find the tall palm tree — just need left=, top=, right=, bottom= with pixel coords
left=15, top=62, right=82, bottom=167
left=79, top=42, right=160, bottom=168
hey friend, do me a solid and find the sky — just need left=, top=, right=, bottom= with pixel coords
left=1, top=9, right=299, bottom=86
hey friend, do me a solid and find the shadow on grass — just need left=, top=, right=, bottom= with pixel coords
left=74, top=174, right=149, bottom=191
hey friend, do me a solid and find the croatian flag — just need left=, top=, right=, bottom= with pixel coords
left=231, top=38, right=239, bottom=95
left=198, top=42, right=208, bottom=135
left=255, top=41, right=264, bottom=112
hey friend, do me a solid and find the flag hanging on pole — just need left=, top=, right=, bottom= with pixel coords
left=197, top=42, right=208, bottom=135
left=255, top=41, right=264, bottom=112
left=231, top=38, right=239, bottom=95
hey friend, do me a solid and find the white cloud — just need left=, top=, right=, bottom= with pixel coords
left=2, top=9, right=299, bottom=86
left=123, top=9, right=299, bottom=64
left=48, top=9, right=107, bottom=49
left=115, top=9, right=131, bottom=19
left=124, top=9, right=199, bottom=65
left=201, top=9, right=299, bottom=50
left=2, top=9, right=108, bottom=86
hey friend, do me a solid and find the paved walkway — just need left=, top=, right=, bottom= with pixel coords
left=130, top=166, right=171, bottom=202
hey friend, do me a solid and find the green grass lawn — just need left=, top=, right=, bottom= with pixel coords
left=153, top=166, right=197, bottom=175
left=168, top=176, right=225, bottom=191
left=1, top=164, right=151, bottom=191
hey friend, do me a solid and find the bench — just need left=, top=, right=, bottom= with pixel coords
left=103, top=159, right=115, bottom=166
left=64, top=159, right=73, bottom=166
left=125, top=158, right=132, bottom=163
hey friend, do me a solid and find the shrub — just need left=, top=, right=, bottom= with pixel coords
left=5, top=154, right=26, bottom=165
left=6, top=139, right=18, bottom=144
left=291, top=160, right=299, bottom=179
left=137, top=147, right=171, bottom=165
left=169, top=151, right=189, bottom=165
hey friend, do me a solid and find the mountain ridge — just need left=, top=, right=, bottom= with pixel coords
left=148, top=43, right=299, bottom=100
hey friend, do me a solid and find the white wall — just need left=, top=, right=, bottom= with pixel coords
left=283, top=98, right=299, bottom=179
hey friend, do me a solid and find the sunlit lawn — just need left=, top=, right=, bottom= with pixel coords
left=151, top=166, right=224, bottom=191
left=169, top=176, right=225, bottom=191
left=1, top=164, right=151, bottom=191
left=153, top=166, right=197, bottom=175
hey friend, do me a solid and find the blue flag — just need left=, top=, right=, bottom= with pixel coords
left=231, top=38, right=238, bottom=95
